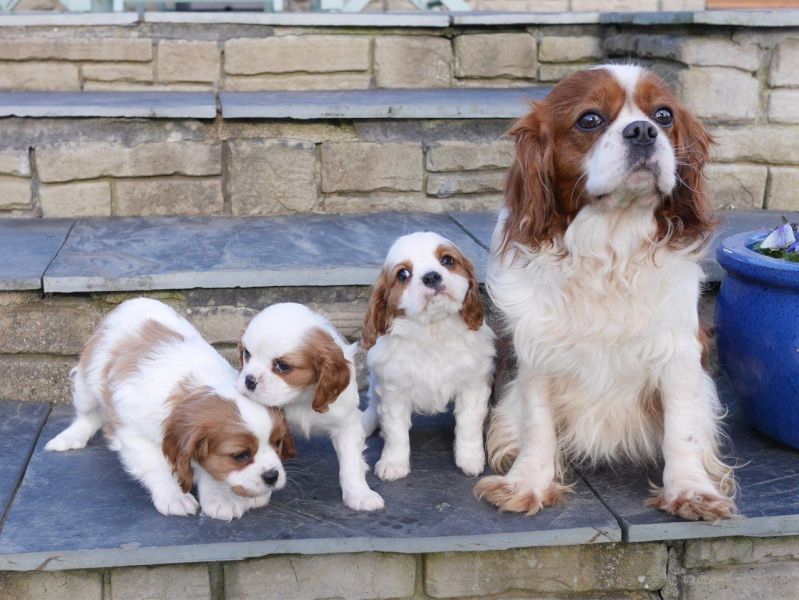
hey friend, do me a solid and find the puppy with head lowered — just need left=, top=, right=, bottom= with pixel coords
left=46, top=298, right=292, bottom=521
left=362, top=232, right=496, bottom=481
left=237, top=303, right=384, bottom=512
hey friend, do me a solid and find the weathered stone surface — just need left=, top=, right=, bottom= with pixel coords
left=683, top=562, right=799, bottom=600
left=220, top=121, right=357, bottom=143
left=0, top=175, right=31, bottom=209
left=0, top=61, right=80, bottom=91
left=769, top=38, right=799, bottom=87
left=678, top=67, right=760, bottom=121
left=375, top=36, right=452, bottom=88
left=40, top=181, right=112, bottom=217
left=685, top=536, right=799, bottom=569
left=538, top=62, right=588, bottom=82
left=767, top=166, right=799, bottom=210
left=0, top=571, right=102, bottom=600
left=0, top=149, right=30, bottom=176
left=225, top=36, right=370, bottom=76
left=226, top=73, right=371, bottom=92
left=425, top=543, right=668, bottom=597
left=81, top=62, right=153, bottom=83
left=659, top=0, right=704, bottom=8
left=110, top=565, right=211, bottom=600
left=711, top=126, right=799, bottom=164
left=768, top=88, right=799, bottom=123
left=427, top=170, right=505, bottom=197
left=157, top=40, right=220, bottom=84
left=704, top=163, right=767, bottom=210
left=454, top=34, right=537, bottom=78
left=572, top=0, right=656, bottom=8
left=539, top=35, right=602, bottom=63
left=224, top=553, right=417, bottom=600
left=228, top=139, right=318, bottom=216
left=604, top=34, right=761, bottom=71
left=115, top=178, right=223, bottom=216
left=425, top=140, right=514, bottom=172
left=186, top=305, right=257, bottom=344
left=37, top=142, right=222, bottom=183
left=0, top=302, right=101, bottom=354
left=325, top=192, right=502, bottom=214
left=0, top=36, right=153, bottom=62
left=82, top=82, right=214, bottom=93
left=471, top=0, right=568, bottom=8
left=321, top=142, right=422, bottom=192
left=0, top=355, right=74, bottom=403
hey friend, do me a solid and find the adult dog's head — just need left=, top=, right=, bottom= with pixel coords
left=500, top=64, right=713, bottom=255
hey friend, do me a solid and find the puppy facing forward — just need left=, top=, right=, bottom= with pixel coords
left=362, top=232, right=496, bottom=481
left=476, top=64, right=736, bottom=521
left=46, top=298, right=293, bottom=521
left=237, top=303, right=385, bottom=512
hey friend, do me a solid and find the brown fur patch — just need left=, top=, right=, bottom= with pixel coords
left=645, top=487, right=737, bottom=521
left=361, top=262, right=410, bottom=350
left=268, top=407, right=296, bottom=460
left=435, top=244, right=484, bottom=331
left=474, top=476, right=572, bottom=515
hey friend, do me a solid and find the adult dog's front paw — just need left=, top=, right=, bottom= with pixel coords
left=647, top=487, right=737, bottom=521
left=153, top=491, right=199, bottom=517
left=375, top=458, right=410, bottom=481
left=344, top=488, right=385, bottom=512
left=474, top=475, right=570, bottom=515
left=455, top=446, right=485, bottom=477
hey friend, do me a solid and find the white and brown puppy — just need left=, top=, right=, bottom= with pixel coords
left=46, top=298, right=293, bottom=521
left=476, top=64, right=737, bottom=521
left=237, top=303, right=384, bottom=512
left=362, top=232, right=496, bottom=481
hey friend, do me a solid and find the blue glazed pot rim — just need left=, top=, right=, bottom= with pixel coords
left=717, top=231, right=799, bottom=290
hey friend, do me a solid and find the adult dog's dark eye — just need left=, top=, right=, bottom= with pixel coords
left=273, top=359, right=291, bottom=374
left=242, top=348, right=251, bottom=362
left=397, top=268, right=411, bottom=283
left=232, top=450, right=251, bottom=462
left=440, top=255, right=455, bottom=267
left=653, top=107, right=673, bottom=126
left=577, top=112, right=604, bottom=131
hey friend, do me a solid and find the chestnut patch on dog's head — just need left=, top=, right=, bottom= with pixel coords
left=435, top=243, right=484, bottom=330
left=268, top=407, right=296, bottom=460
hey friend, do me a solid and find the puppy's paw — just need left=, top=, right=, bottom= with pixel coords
left=45, top=432, right=88, bottom=452
left=246, top=494, right=271, bottom=510
left=647, top=487, right=737, bottom=521
left=375, top=459, right=410, bottom=482
left=455, top=447, right=485, bottom=477
left=344, top=488, right=385, bottom=512
left=201, top=493, right=248, bottom=521
left=153, top=491, right=199, bottom=517
left=474, top=476, right=570, bottom=515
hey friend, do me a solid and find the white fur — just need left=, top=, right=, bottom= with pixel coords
left=45, top=298, right=286, bottom=520
left=365, top=232, right=496, bottom=480
left=238, top=303, right=385, bottom=512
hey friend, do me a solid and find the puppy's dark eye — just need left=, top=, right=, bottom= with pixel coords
left=273, top=359, right=291, bottom=374
left=242, top=348, right=251, bottom=362
left=397, top=268, right=411, bottom=283
left=440, top=255, right=455, bottom=267
left=577, top=112, right=604, bottom=131
left=232, top=450, right=251, bottom=463
left=653, top=107, right=673, bottom=126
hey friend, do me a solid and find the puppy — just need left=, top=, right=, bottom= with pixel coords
left=46, top=298, right=293, bottom=521
left=237, top=303, right=384, bottom=512
left=362, top=232, right=496, bottom=481
left=475, top=64, right=737, bottom=521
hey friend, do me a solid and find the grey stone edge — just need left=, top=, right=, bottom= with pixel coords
left=624, top=514, right=799, bottom=544
left=0, top=92, right=217, bottom=119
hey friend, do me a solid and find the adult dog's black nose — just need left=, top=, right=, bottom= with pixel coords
left=262, top=469, right=280, bottom=486
left=623, top=120, right=658, bottom=146
left=421, top=271, right=443, bottom=289
left=244, top=374, right=257, bottom=392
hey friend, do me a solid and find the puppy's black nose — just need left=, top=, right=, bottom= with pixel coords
left=422, top=271, right=443, bottom=289
left=244, top=374, right=257, bottom=392
left=262, top=469, right=279, bottom=486
left=623, top=120, right=658, bottom=147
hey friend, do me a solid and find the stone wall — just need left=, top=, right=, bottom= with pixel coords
left=2, top=535, right=798, bottom=599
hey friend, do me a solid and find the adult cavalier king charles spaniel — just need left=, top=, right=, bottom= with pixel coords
left=475, top=64, right=737, bottom=521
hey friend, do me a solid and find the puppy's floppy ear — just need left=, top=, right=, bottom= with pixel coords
left=268, top=407, right=296, bottom=460
left=459, top=254, right=484, bottom=331
left=307, top=329, right=350, bottom=414
left=361, top=267, right=391, bottom=351
left=237, top=337, right=244, bottom=370
left=162, top=406, right=209, bottom=493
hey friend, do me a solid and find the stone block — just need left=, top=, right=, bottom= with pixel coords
left=224, top=553, right=416, bottom=600
left=424, top=543, right=667, bottom=598
left=0, top=176, right=31, bottom=210
left=425, top=140, right=514, bottom=172
left=186, top=305, right=257, bottom=344
left=704, top=163, right=767, bottom=210
left=0, top=61, right=80, bottom=91
left=225, top=36, right=370, bottom=76
left=323, top=192, right=434, bottom=213
left=604, top=34, right=761, bottom=71
left=36, top=142, right=222, bottom=183
left=711, top=126, right=799, bottom=164
left=678, top=67, right=760, bottom=121
left=225, top=73, right=371, bottom=92
left=769, top=38, right=799, bottom=87
left=538, top=62, right=588, bottom=82
left=660, top=0, right=705, bottom=8
left=375, top=36, right=452, bottom=88
left=157, top=40, right=220, bottom=84
left=768, top=89, right=799, bottom=123
left=321, top=141, right=422, bottom=193
left=110, top=564, right=211, bottom=600
left=685, top=535, right=799, bottom=569
left=115, top=178, right=223, bottom=216
left=0, top=355, right=74, bottom=403
left=228, top=139, right=318, bottom=216
left=471, top=0, right=568, bottom=9
left=427, top=171, right=505, bottom=197
left=0, top=302, right=102, bottom=355
left=539, top=35, right=602, bottom=63
left=40, top=181, right=112, bottom=217
left=81, top=62, right=153, bottom=83
left=0, top=36, right=153, bottom=62
left=683, top=562, right=799, bottom=600
left=454, top=34, right=537, bottom=79
left=0, top=570, right=102, bottom=600
left=767, top=166, right=799, bottom=210
left=0, top=150, right=30, bottom=176
left=220, top=121, right=357, bottom=144
left=572, top=0, right=656, bottom=8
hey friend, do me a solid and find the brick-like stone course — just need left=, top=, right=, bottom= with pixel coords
left=157, top=41, right=220, bottom=84
left=711, top=126, right=799, bottom=164
left=40, top=182, right=112, bottom=217
left=427, top=171, right=505, bottom=197
left=704, top=164, right=767, bottom=210
left=110, top=564, right=211, bottom=600
left=0, top=570, right=102, bottom=600
left=769, top=38, right=799, bottom=87
left=604, top=34, right=761, bottom=71
left=768, top=89, right=799, bottom=123
left=82, top=62, right=153, bottom=83
left=425, top=140, right=514, bottom=172
left=321, top=142, right=423, bottom=193
left=678, top=67, right=760, bottom=121
left=225, top=36, right=370, bottom=76
left=684, top=535, right=799, bottom=569
left=767, top=166, right=799, bottom=210
left=0, top=176, right=31, bottom=210
left=115, top=178, right=224, bottom=216
left=0, top=37, right=153, bottom=62
left=0, top=61, right=80, bottom=91
left=454, top=34, right=537, bottom=79
left=374, top=36, right=452, bottom=88
left=0, top=354, right=75, bottom=403
left=539, top=35, right=602, bottom=63
left=682, top=562, right=799, bottom=600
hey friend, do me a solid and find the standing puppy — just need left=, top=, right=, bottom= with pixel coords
left=362, top=232, right=496, bottom=481
left=237, top=303, right=385, bottom=512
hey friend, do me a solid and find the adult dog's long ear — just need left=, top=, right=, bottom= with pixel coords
left=268, top=407, right=297, bottom=460
left=307, top=329, right=351, bottom=414
left=361, top=268, right=391, bottom=351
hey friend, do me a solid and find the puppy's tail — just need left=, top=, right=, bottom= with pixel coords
left=361, top=392, right=380, bottom=437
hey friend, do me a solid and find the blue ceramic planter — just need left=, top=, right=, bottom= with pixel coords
left=716, top=231, right=799, bottom=449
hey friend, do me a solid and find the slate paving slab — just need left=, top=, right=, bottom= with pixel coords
left=43, top=213, right=488, bottom=293
left=579, top=377, right=799, bottom=542
left=0, top=219, right=73, bottom=290
left=0, top=400, right=50, bottom=531
left=0, top=407, right=619, bottom=571
left=0, top=92, right=216, bottom=119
